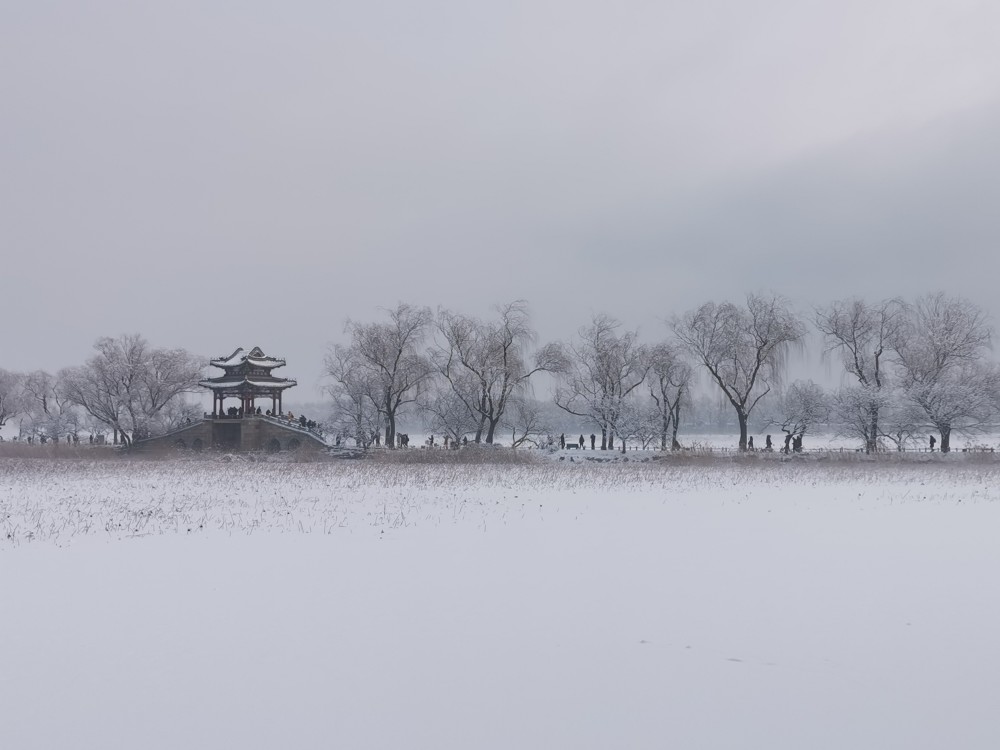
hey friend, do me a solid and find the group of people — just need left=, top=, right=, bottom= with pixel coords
left=745, top=434, right=801, bottom=453
left=423, top=435, right=470, bottom=449
left=5, top=433, right=101, bottom=445
left=218, top=405, right=319, bottom=431
left=559, top=434, right=597, bottom=450
left=282, top=412, right=319, bottom=431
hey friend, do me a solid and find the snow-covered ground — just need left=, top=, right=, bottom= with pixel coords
left=3, top=454, right=999, bottom=749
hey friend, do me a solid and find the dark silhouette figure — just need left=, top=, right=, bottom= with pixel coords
left=560, top=433, right=565, bottom=449
left=748, top=436, right=755, bottom=451
left=929, top=435, right=937, bottom=452
left=765, top=434, right=773, bottom=451
left=590, top=434, right=596, bottom=450
left=578, top=435, right=584, bottom=449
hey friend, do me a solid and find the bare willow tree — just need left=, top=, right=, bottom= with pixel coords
left=422, top=385, right=482, bottom=445
left=893, top=293, right=995, bottom=452
left=19, top=370, right=83, bottom=442
left=432, top=301, right=565, bottom=444
left=324, top=345, right=382, bottom=447
left=646, top=342, right=692, bottom=450
left=59, top=334, right=204, bottom=447
left=674, top=294, right=804, bottom=451
left=554, top=313, right=650, bottom=450
left=815, top=297, right=905, bottom=453
left=0, top=369, right=24, bottom=429
left=501, top=397, right=553, bottom=448
left=332, top=303, right=433, bottom=449
left=764, top=379, right=829, bottom=452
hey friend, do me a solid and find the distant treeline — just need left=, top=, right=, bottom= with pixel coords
left=2, top=293, right=997, bottom=453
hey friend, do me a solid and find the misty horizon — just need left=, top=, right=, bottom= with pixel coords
left=5, top=2, right=1000, bottom=392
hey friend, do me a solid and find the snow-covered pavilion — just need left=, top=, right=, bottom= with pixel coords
left=200, top=346, right=297, bottom=417
left=133, top=346, right=326, bottom=453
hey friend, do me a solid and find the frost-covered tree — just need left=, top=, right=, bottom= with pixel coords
left=674, top=294, right=804, bottom=451
left=422, top=383, right=481, bottom=445
left=554, top=314, right=650, bottom=450
left=432, top=301, right=565, bottom=444
left=830, top=384, right=894, bottom=452
left=324, top=345, right=383, bottom=447
left=646, top=342, right=692, bottom=450
left=876, top=390, right=928, bottom=452
left=501, top=397, right=553, bottom=448
left=0, top=369, right=25, bottom=429
left=333, top=303, right=433, bottom=449
left=150, top=398, right=205, bottom=435
left=59, top=334, right=204, bottom=447
left=893, top=293, right=995, bottom=452
left=764, top=380, right=829, bottom=452
left=18, top=370, right=84, bottom=442
left=815, top=297, right=905, bottom=453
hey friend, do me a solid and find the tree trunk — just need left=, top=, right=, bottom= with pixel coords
left=671, top=401, right=681, bottom=450
left=601, top=427, right=607, bottom=450
left=940, top=426, right=951, bottom=453
left=660, top=408, right=671, bottom=451
left=737, top=412, right=748, bottom=451
left=385, top=414, right=396, bottom=449
left=485, top=417, right=499, bottom=444
left=608, top=432, right=615, bottom=451
left=474, top=398, right=487, bottom=443
left=867, top=407, right=879, bottom=454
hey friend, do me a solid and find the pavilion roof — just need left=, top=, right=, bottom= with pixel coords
left=210, top=346, right=286, bottom=370
left=199, top=375, right=297, bottom=392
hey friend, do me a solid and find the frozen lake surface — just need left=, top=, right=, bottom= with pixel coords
left=2, top=453, right=999, bottom=749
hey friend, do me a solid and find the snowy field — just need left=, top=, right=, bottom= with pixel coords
left=3, top=453, right=1000, bottom=749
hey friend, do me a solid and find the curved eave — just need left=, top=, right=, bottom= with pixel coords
left=210, top=348, right=246, bottom=367
left=199, top=378, right=297, bottom=392
left=246, top=357, right=286, bottom=368
left=209, top=349, right=286, bottom=370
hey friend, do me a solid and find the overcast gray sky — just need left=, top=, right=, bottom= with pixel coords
left=4, top=0, right=1000, bottom=397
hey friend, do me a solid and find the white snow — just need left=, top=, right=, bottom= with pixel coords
left=2, top=455, right=999, bottom=749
